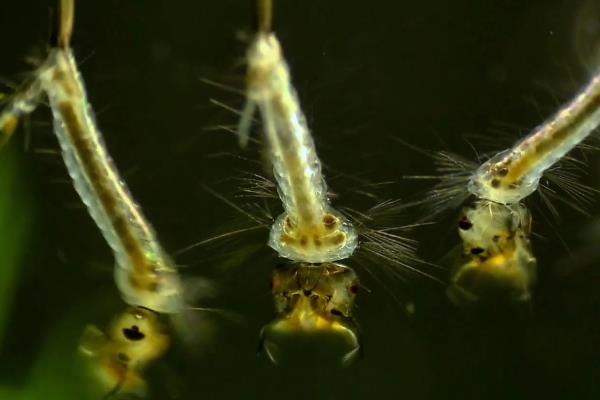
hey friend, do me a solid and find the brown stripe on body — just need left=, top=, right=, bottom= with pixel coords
left=506, top=78, right=600, bottom=183
left=272, top=91, right=321, bottom=227
left=58, top=99, right=155, bottom=289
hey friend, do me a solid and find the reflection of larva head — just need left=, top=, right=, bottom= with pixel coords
left=468, top=149, right=540, bottom=204
left=115, top=256, right=184, bottom=314
left=269, top=208, right=359, bottom=263
left=260, top=263, right=361, bottom=364
left=245, top=32, right=284, bottom=101
left=448, top=200, right=537, bottom=305
left=79, top=307, right=170, bottom=397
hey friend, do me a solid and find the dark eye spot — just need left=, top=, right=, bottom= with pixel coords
left=497, top=168, right=509, bottom=177
left=303, top=289, right=312, bottom=296
left=458, top=218, right=472, bottom=230
left=490, top=179, right=500, bottom=188
left=471, top=247, right=485, bottom=255
left=330, top=309, right=343, bottom=316
left=123, top=325, right=145, bottom=341
left=349, top=284, right=359, bottom=294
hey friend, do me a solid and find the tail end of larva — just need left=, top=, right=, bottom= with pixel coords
left=238, top=100, right=257, bottom=148
left=57, top=0, right=75, bottom=49
left=257, top=0, right=274, bottom=34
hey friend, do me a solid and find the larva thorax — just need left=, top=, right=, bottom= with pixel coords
left=270, top=208, right=358, bottom=263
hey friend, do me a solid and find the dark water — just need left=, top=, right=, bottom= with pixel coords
left=0, top=0, right=599, bottom=399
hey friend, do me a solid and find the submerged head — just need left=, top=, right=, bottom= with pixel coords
left=269, top=208, right=359, bottom=263
left=79, top=307, right=170, bottom=397
left=468, top=149, right=540, bottom=204
left=448, top=200, right=537, bottom=305
left=260, top=263, right=361, bottom=364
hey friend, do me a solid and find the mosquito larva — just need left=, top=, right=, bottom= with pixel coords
left=240, top=0, right=361, bottom=363
left=454, top=72, right=600, bottom=301
left=0, top=1, right=189, bottom=395
left=1, top=0, right=184, bottom=314
left=240, top=0, right=358, bottom=264
left=468, top=73, right=600, bottom=204
left=419, top=69, right=600, bottom=303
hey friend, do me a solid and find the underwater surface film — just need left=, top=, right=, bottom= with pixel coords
left=0, top=0, right=599, bottom=399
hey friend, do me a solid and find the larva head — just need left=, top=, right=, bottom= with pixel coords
left=106, top=307, right=170, bottom=364
left=468, top=149, right=540, bottom=204
left=115, top=256, right=184, bottom=314
left=261, top=263, right=361, bottom=364
left=270, top=263, right=360, bottom=319
left=269, top=209, right=359, bottom=263
left=246, top=32, right=284, bottom=101
left=449, top=200, right=537, bottom=305
left=79, top=307, right=170, bottom=397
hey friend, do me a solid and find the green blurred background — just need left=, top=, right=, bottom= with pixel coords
left=0, top=0, right=599, bottom=399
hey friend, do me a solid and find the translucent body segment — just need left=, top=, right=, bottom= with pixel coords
left=260, top=263, right=361, bottom=364
left=448, top=200, right=537, bottom=305
left=79, top=307, right=170, bottom=397
left=242, top=31, right=357, bottom=263
left=469, top=74, right=600, bottom=204
left=35, top=48, right=183, bottom=313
